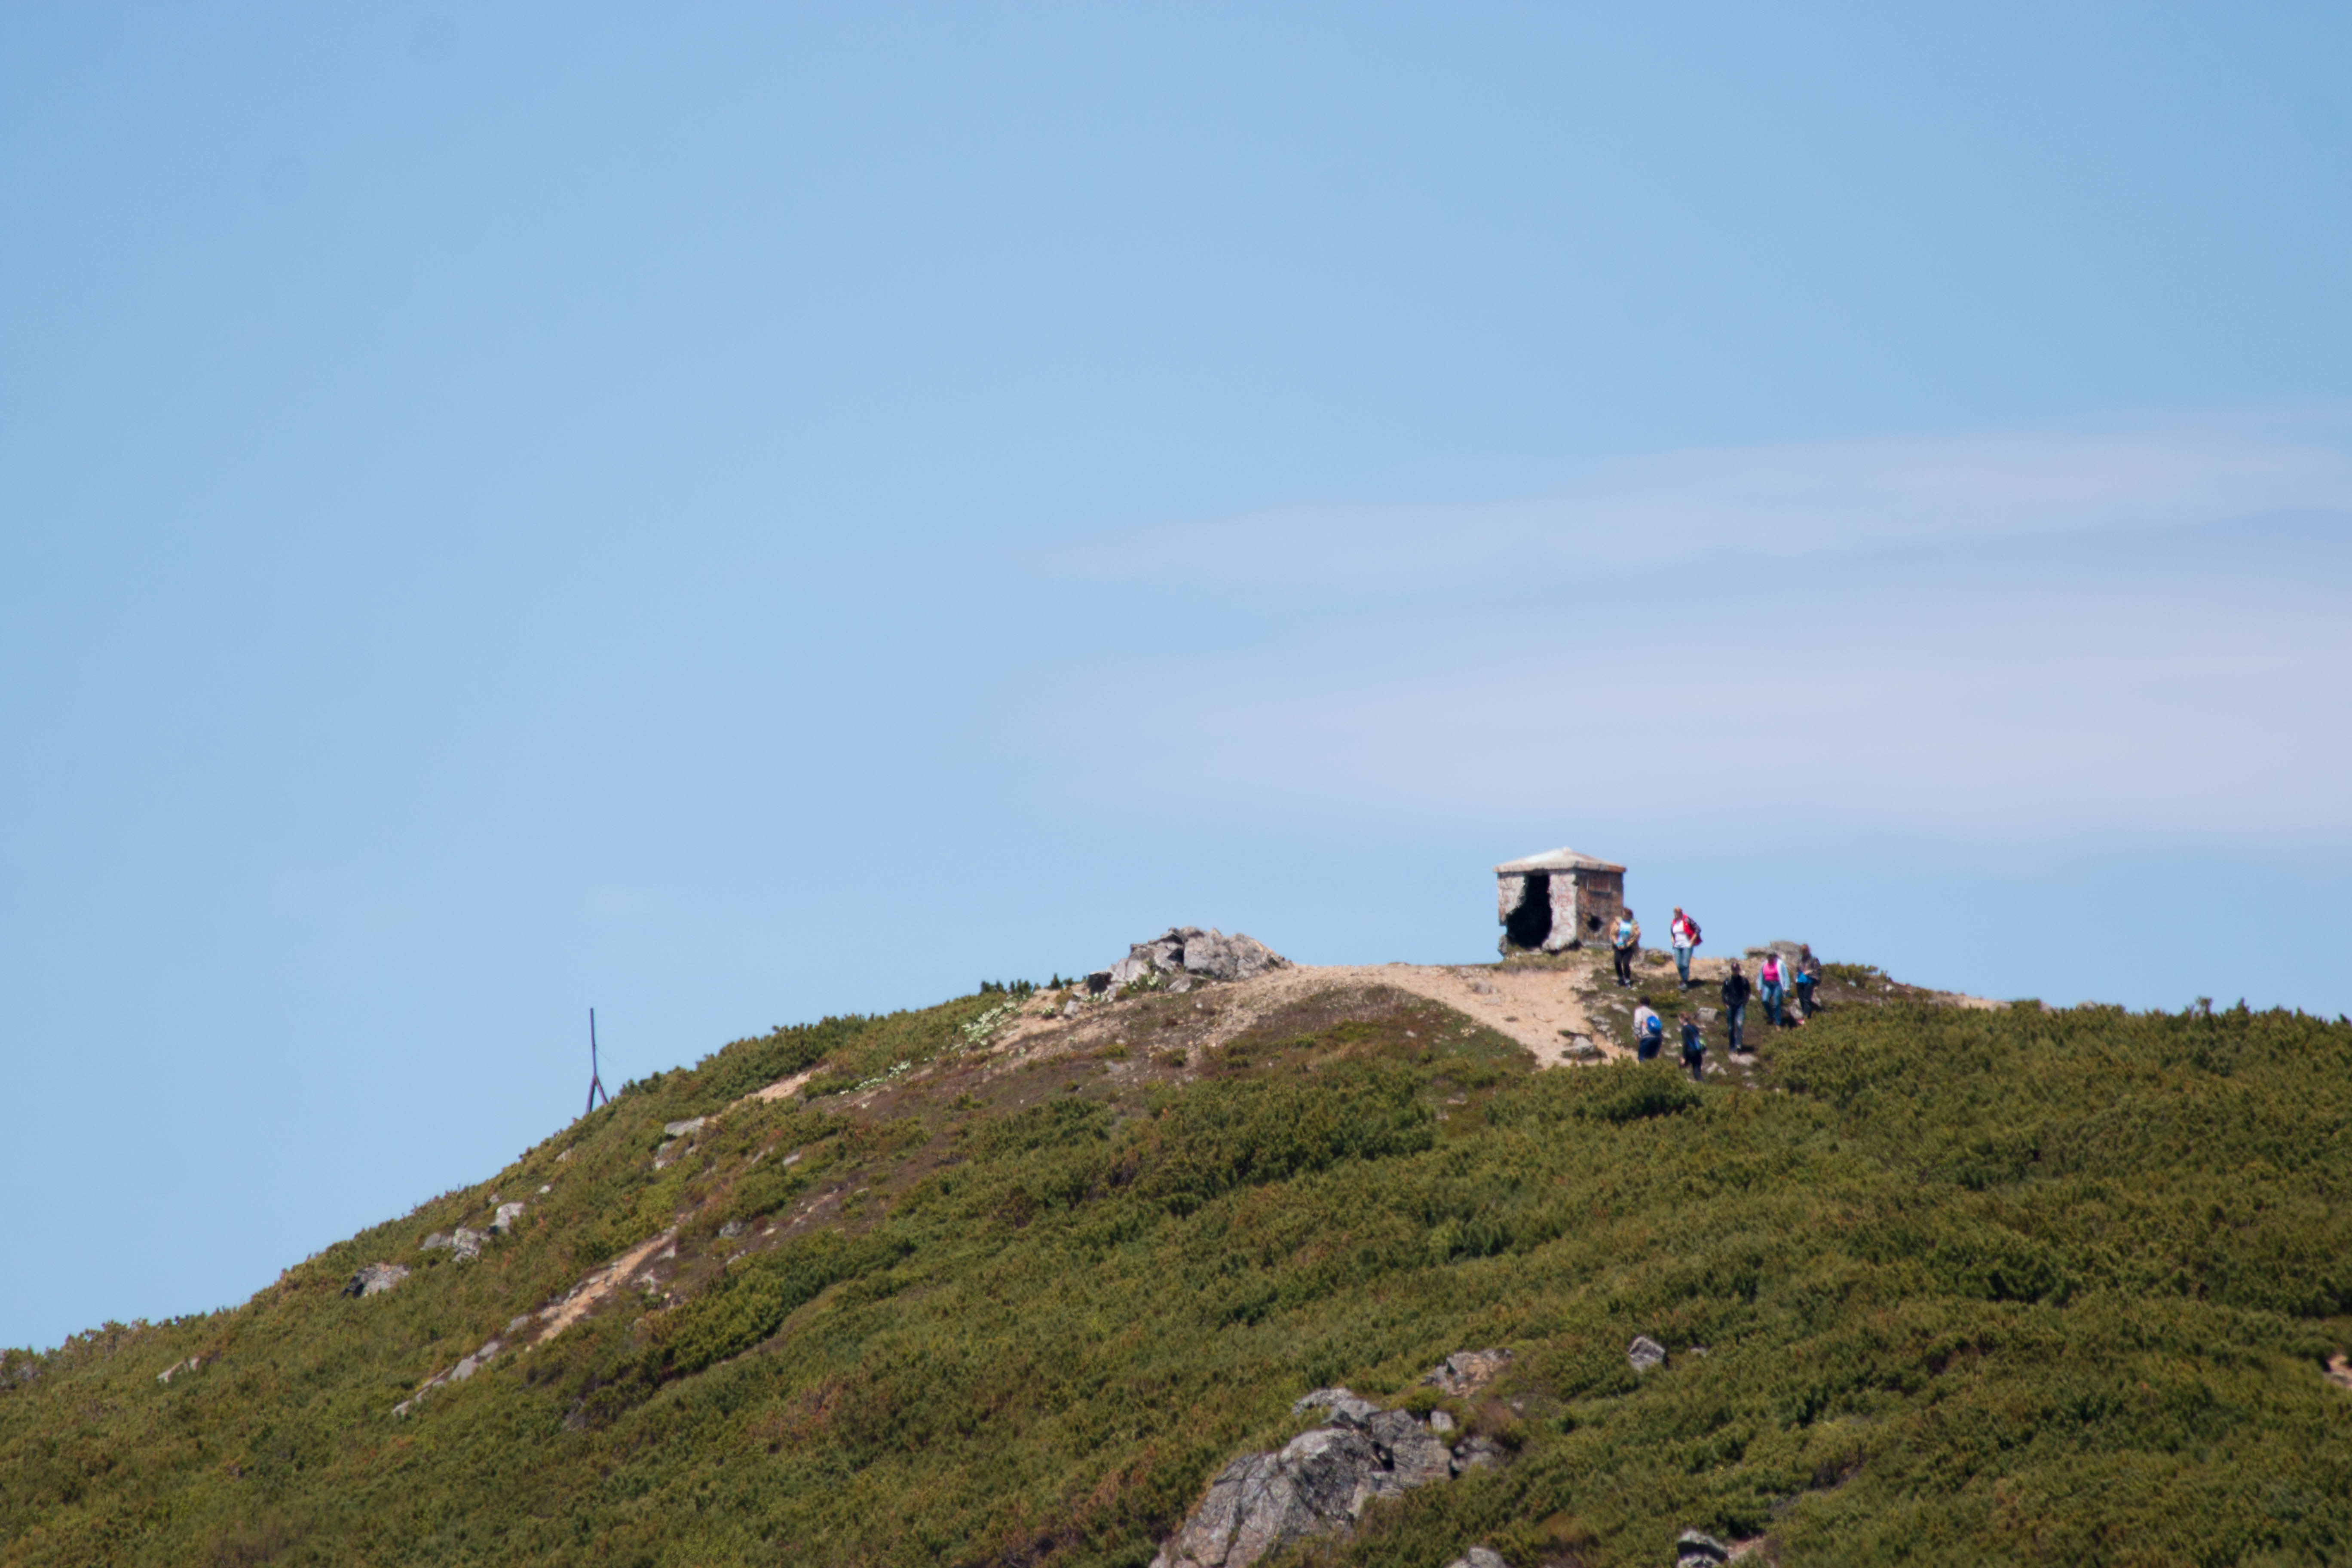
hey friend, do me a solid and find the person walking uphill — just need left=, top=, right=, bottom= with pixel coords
left=1679, top=1013, right=1706, bottom=1082
left=1613, top=910, right=1641, bottom=986
left=1669, top=907, right=1702, bottom=988
left=1758, top=952, right=1787, bottom=1028
left=1632, top=1001, right=1664, bottom=1060
left=1795, top=946, right=1821, bottom=1017
left=1721, top=960, right=1751, bottom=1054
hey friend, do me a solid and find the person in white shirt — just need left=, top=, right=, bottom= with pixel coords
left=1669, top=907, right=1701, bottom=989
left=1631, top=1001, right=1663, bottom=1060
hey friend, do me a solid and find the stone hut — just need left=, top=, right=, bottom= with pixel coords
left=1496, top=847, right=1626, bottom=954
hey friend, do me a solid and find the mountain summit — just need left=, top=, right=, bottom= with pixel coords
left=5, top=946, right=2349, bottom=1566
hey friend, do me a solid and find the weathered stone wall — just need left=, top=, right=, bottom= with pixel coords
left=1495, top=874, right=1529, bottom=927
left=1575, top=871, right=1625, bottom=935
left=1542, top=876, right=1581, bottom=951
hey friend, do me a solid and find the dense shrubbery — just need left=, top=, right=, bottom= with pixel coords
left=3, top=987, right=2349, bottom=1566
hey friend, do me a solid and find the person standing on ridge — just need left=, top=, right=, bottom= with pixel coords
left=1679, top=1013, right=1706, bottom=1082
left=1669, top=906, right=1701, bottom=988
left=1613, top=909, right=1641, bottom=986
left=1721, top=960, right=1751, bottom=1053
left=1758, top=951, right=1787, bottom=1028
left=1632, top=1000, right=1663, bottom=1060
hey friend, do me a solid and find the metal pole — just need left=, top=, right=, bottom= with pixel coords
left=586, top=1007, right=610, bottom=1115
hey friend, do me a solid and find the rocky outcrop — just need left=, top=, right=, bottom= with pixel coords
left=420, top=1228, right=486, bottom=1262
left=392, top=1335, right=506, bottom=1417
left=487, top=1202, right=527, bottom=1235
left=1675, top=1530, right=1731, bottom=1566
left=342, top=1263, right=409, bottom=1298
left=1628, top=1335, right=1667, bottom=1372
left=1446, top=1550, right=1509, bottom=1568
left=1149, top=1366, right=1509, bottom=1568
left=1094, top=928, right=1291, bottom=996
left=1423, top=1348, right=1512, bottom=1397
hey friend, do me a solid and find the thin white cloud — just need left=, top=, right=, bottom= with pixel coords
left=1062, top=412, right=2352, bottom=588
left=1028, top=415, right=2352, bottom=845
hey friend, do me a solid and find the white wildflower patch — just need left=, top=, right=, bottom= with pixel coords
left=957, top=1001, right=1022, bottom=1052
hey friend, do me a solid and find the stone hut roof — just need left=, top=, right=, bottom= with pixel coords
left=1494, top=847, right=1626, bottom=876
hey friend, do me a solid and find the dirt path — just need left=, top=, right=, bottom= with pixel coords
left=986, top=957, right=1615, bottom=1071
left=532, top=1227, right=677, bottom=1346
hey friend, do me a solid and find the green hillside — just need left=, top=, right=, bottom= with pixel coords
left=4, top=967, right=2350, bottom=1567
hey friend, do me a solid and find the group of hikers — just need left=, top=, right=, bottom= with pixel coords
left=1610, top=904, right=1821, bottom=1081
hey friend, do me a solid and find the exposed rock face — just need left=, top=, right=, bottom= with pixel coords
left=392, top=1335, right=506, bottom=1417
left=1102, top=928, right=1292, bottom=996
left=1148, top=1426, right=1390, bottom=1568
left=420, top=1228, right=486, bottom=1262
left=663, top=1117, right=707, bottom=1138
left=1446, top=1550, right=1509, bottom=1568
left=1423, top=1348, right=1513, bottom=1397
left=1292, top=1387, right=1381, bottom=1426
left=1151, top=1367, right=1507, bottom=1568
left=1676, top=1530, right=1731, bottom=1566
left=1179, top=930, right=1288, bottom=983
left=488, top=1202, right=527, bottom=1235
left=1628, top=1335, right=1667, bottom=1372
left=342, top=1263, right=409, bottom=1298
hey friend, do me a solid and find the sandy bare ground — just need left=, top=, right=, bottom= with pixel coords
left=533, top=1226, right=677, bottom=1346
left=980, top=957, right=1619, bottom=1072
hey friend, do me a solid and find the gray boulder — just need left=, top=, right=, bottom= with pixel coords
left=1446, top=1550, right=1509, bottom=1568
left=1180, top=929, right=1288, bottom=983
left=342, top=1262, right=410, bottom=1298
left=1108, top=928, right=1292, bottom=992
left=420, top=1228, right=485, bottom=1262
left=1291, top=1387, right=1381, bottom=1427
left=1366, top=1409, right=1453, bottom=1486
left=1628, top=1335, right=1667, bottom=1372
left=1676, top=1530, right=1731, bottom=1566
left=663, top=1117, right=707, bottom=1138
left=488, top=1202, right=527, bottom=1234
left=1153, top=1386, right=1456, bottom=1568
left=1149, top=1427, right=1393, bottom=1568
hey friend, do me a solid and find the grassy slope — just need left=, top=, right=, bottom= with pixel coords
left=3, top=979, right=2350, bottom=1568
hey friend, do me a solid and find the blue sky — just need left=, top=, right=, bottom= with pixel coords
left=5, top=4, right=2349, bottom=1350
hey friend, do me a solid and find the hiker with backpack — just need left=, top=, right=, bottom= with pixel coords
left=1679, top=1013, right=1706, bottom=1082
left=1795, top=946, right=1821, bottom=1017
left=1632, top=1000, right=1663, bottom=1060
left=1720, top=960, right=1751, bottom=1053
left=1612, top=910, right=1641, bottom=986
left=1758, top=952, right=1788, bottom=1028
left=1669, top=907, right=1701, bottom=988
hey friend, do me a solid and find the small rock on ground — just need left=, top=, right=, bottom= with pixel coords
left=1452, top=1434, right=1507, bottom=1473
left=1628, top=1335, right=1667, bottom=1372
left=342, top=1263, right=410, bottom=1298
left=1423, top=1348, right=1513, bottom=1396
left=1446, top=1550, right=1509, bottom=1568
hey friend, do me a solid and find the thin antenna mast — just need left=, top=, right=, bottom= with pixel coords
left=585, top=1007, right=610, bottom=1115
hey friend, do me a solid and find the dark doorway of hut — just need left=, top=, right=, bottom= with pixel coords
left=1504, top=872, right=1553, bottom=950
